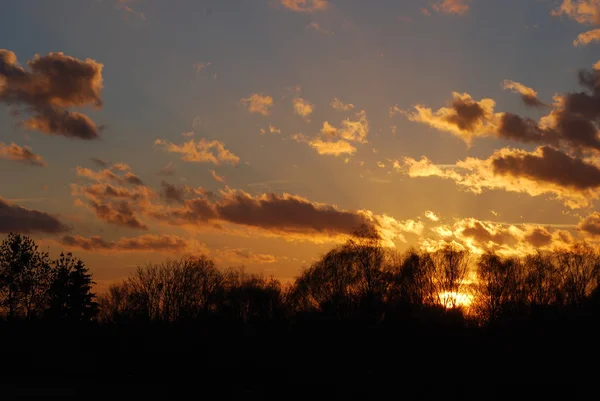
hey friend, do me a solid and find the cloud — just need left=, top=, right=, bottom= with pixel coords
left=432, top=0, right=470, bottom=15
left=320, top=110, right=369, bottom=143
left=424, top=218, right=573, bottom=256
left=90, top=157, right=109, bottom=168
left=574, top=28, right=600, bottom=46
left=0, top=197, right=68, bottom=234
left=402, top=146, right=600, bottom=208
left=389, top=105, right=402, bottom=117
left=241, top=93, right=273, bottom=116
left=116, top=0, right=146, bottom=20
left=425, top=211, right=440, bottom=222
left=154, top=138, right=240, bottom=165
left=306, top=22, right=331, bottom=34
left=407, top=92, right=499, bottom=143
left=409, top=69, right=600, bottom=153
left=577, top=211, right=600, bottom=237
left=306, top=138, right=356, bottom=156
left=331, top=97, right=354, bottom=111
left=280, top=0, right=329, bottom=12
left=216, top=248, right=277, bottom=264
left=151, top=188, right=419, bottom=246
left=552, top=0, right=600, bottom=25
left=293, top=97, right=315, bottom=118
left=61, top=234, right=196, bottom=253
left=210, top=169, right=226, bottom=183
left=0, top=49, right=103, bottom=139
left=292, top=133, right=356, bottom=156
left=72, top=165, right=153, bottom=230
left=269, top=125, right=281, bottom=134
left=0, top=142, right=46, bottom=167
left=124, top=172, right=144, bottom=186
left=503, top=80, right=546, bottom=107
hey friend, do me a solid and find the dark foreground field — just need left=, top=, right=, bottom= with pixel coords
left=0, top=320, right=598, bottom=400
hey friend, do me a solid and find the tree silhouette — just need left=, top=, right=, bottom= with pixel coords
left=47, top=252, right=98, bottom=321
left=0, top=233, right=52, bottom=319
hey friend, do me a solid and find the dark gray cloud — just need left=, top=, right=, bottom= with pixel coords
left=0, top=49, right=103, bottom=139
left=0, top=198, right=68, bottom=234
left=492, top=146, right=600, bottom=191
left=90, top=157, right=109, bottom=168
left=578, top=212, right=600, bottom=237
left=61, top=234, right=190, bottom=252
left=445, top=95, right=486, bottom=131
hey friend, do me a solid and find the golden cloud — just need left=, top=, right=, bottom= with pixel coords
left=407, top=92, right=499, bottom=143
left=503, top=80, right=546, bottom=107
left=402, top=146, right=600, bottom=208
left=0, top=142, right=47, bottom=167
left=154, top=138, right=240, bottom=165
left=241, top=93, right=273, bottom=116
left=331, top=97, right=355, bottom=111
left=293, top=97, right=315, bottom=118
left=574, top=28, right=600, bottom=45
left=423, top=218, right=574, bottom=256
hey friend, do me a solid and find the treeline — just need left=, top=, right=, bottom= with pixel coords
left=97, top=226, right=600, bottom=328
left=0, top=233, right=97, bottom=321
left=2, top=228, right=600, bottom=328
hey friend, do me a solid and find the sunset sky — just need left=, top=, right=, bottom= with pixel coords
left=3, top=0, right=600, bottom=291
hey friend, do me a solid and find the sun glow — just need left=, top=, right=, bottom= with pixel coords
left=438, top=291, right=473, bottom=309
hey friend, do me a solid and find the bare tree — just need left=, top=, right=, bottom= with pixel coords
left=430, top=245, right=470, bottom=309
left=555, top=243, right=600, bottom=308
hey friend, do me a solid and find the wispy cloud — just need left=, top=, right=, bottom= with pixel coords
left=0, top=142, right=47, bottom=167
left=241, top=93, right=274, bottom=116
left=155, top=138, right=240, bottom=165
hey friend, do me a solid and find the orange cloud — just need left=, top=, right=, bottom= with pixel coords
left=215, top=248, right=277, bottom=264
left=293, top=97, right=315, bottom=119
left=553, top=0, right=600, bottom=25
left=154, top=138, right=240, bottom=165
left=210, top=169, right=226, bottom=183
left=72, top=165, right=154, bottom=230
left=150, top=187, right=420, bottom=246
left=578, top=212, right=600, bottom=237
left=409, top=67, right=600, bottom=154
left=0, top=49, right=103, bottom=139
left=432, top=0, right=470, bottom=15
left=503, top=80, right=546, bottom=108
left=280, top=0, right=328, bottom=12
left=407, top=92, right=499, bottom=144
left=241, top=93, right=273, bottom=116
left=424, top=218, right=574, bottom=256
left=402, top=146, right=600, bottom=208
left=292, top=133, right=356, bottom=156
left=320, top=110, right=369, bottom=143
left=331, top=97, right=354, bottom=111
left=574, top=28, right=600, bottom=45
left=0, top=142, right=47, bottom=167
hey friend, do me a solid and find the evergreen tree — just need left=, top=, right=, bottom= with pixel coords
left=48, top=252, right=98, bottom=321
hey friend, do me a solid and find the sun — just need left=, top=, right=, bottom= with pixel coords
left=438, top=291, right=473, bottom=309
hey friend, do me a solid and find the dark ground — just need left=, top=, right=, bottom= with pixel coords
left=0, top=320, right=598, bottom=400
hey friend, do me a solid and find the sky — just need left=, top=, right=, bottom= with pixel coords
left=3, top=0, right=600, bottom=292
